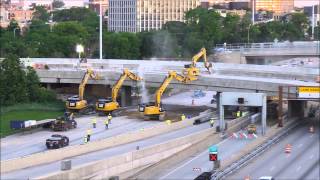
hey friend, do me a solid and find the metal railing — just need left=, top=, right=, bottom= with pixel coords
left=214, top=41, right=320, bottom=52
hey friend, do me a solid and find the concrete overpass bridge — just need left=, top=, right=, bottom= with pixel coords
left=22, top=58, right=319, bottom=106
left=214, top=41, right=320, bottom=64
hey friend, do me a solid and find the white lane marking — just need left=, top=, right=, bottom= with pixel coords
left=270, top=166, right=275, bottom=172
left=296, top=166, right=301, bottom=171
left=160, top=137, right=230, bottom=179
left=310, top=154, right=314, bottom=159
left=298, top=143, right=303, bottom=148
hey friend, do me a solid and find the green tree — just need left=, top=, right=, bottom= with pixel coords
left=0, top=55, right=28, bottom=105
left=52, top=0, right=65, bottom=9
left=25, top=66, right=41, bottom=101
left=182, top=32, right=205, bottom=57
left=32, top=6, right=50, bottom=22
left=103, top=32, right=141, bottom=59
left=222, top=13, right=241, bottom=43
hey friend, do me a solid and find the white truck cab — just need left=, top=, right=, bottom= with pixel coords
left=259, top=176, right=275, bottom=180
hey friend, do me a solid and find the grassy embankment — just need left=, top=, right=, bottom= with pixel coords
left=0, top=102, right=65, bottom=137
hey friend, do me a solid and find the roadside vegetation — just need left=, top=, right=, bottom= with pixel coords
left=0, top=55, right=64, bottom=137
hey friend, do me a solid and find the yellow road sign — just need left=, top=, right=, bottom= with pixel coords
left=298, top=87, right=320, bottom=93
left=298, top=86, right=320, bottom=98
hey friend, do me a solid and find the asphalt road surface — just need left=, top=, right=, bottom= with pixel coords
left=2, top=121, right=212, bottom=179
left=1, top=116, right=161, bottom=160
left=158, top=130, right=258, bottom=179
left=227, top=120, right=320, bottom=180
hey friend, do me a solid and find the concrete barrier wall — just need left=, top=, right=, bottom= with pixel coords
left=37, top=114, right=252, bottom=180
left=36, top=127, right=214, bottom=180
left=1, top=112, right=211, bottom=174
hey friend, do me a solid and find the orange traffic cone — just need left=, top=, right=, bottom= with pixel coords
left=244, top=175, right=250, bottom=180
left=309, top=126, right=315, bottom=133
left=285, top=144, right=292, bottom=153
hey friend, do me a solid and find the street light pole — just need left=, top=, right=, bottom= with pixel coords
left=247, top=24, right=252, bottom=44
left=99, top=0, right=103, bottom=60
left=312, top=5, right=315, bottom=40
left=13, top=28, right=18, bottom=38
left=252, top=0, right=255, bottom=24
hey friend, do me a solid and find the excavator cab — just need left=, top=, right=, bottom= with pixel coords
left=66, top=95, right=87, bottom=110
left=66, top=69, right=100, bottom=114
left=96, top=69, right=142, bottom=115
left=183, top=48, right=212, bottom=80
left=143, top=102, right=165, bottom=120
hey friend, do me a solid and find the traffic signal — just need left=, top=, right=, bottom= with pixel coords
left=209, top=153, right=217, bottom=161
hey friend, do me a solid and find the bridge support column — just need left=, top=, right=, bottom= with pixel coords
left=46, top=83, right=52, bottom=90
left=121, top=86, right=132, bottom=107
left=219, top=93, right=225, bottom=132
left=288, top=100, right=306, bottom=119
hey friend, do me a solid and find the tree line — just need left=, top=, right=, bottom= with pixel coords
left=0, top=55, right=57, bottom=106
left=0, top=7, right=316, bottom=60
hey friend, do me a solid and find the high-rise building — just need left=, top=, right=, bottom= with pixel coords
left=89, top=0, right=108, bottom=15
left=253, top=0, right=294, bottom=15
left=108, top=0, right=200, bottom=32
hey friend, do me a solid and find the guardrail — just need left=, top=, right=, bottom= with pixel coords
left=210, top=119, right=299, bottom=180
left=214, top=41, right=320, bottom=52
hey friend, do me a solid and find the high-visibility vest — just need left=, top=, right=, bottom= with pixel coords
left=236, top=111, right=241, bottom=117
left=181, top=115, right=186, bottom=120
left=210, top=119, right=214, bottom=124
left=104, top=120, right=109, bottom=125
left=87, top=129, right=92, bottom=135
left=83, top=136, right=87, bottom=143
left=92, top=118, right=97, bottom=124
left=108, top=115, right=112, bottom=120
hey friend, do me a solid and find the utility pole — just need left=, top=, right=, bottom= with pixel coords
left=312, top=5, right=315, bottom=40
left=99, top=0, right=103, bottom=60
left=252, top=0, right=255, bottom=25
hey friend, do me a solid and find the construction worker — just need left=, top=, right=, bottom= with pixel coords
left=104, top=119, right=109, bottom=129
left=87, top=129, right=92, bottom=142
left=210, top=118, right=215, bottom=128
left=236, top=110, right=241, bottom=118
left=108, top=113, right=112, bottom=124
left=83, top=135, right=88, bottom=144
left=92, top=118, right=97, bottom=128
left=181, top=114, right=186, bottom=121
left=69, top=113, right=74, bottom=121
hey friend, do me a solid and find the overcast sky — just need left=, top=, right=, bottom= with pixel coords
left=295, top=0, right=319, bottom=7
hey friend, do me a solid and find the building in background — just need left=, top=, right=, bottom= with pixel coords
left=89, top=0, right=108, bottom=15
left=108, top=0, right=200, bottom=32
left=253, top=0, right=294, bottom=15
left=304, top=5, right=320, bottom=26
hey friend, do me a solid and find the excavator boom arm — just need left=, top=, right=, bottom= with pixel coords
left=191, top=48, right=212, bottom=72
left=155, top=71, right=187, bottom=107
left=112, top=69, right=142, bottom=102
left=79, top=69, right=99, bottom=100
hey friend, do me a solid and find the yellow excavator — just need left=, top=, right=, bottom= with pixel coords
left=96, top=68, right=142, bottom=115
left=183, top=48, right=212, bottom=81
left=66, top=68, right=100, bottom=114
left=139, top=71, right=188, bottom=120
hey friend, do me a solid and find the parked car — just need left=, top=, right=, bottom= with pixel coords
left=46, top=134, right=69, bottom=149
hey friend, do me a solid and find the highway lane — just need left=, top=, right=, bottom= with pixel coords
left=1, top=116, right=161, bottom=160
left=158, top=130, right=258, bottom=180
left=2, top=120, right=212, bottom=179
left=227, top=120, right=320, bottom=180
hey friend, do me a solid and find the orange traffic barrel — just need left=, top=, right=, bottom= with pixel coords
left=309, top=126, right=315, bottom=133
left=285, top=144, right=292, bottom=153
